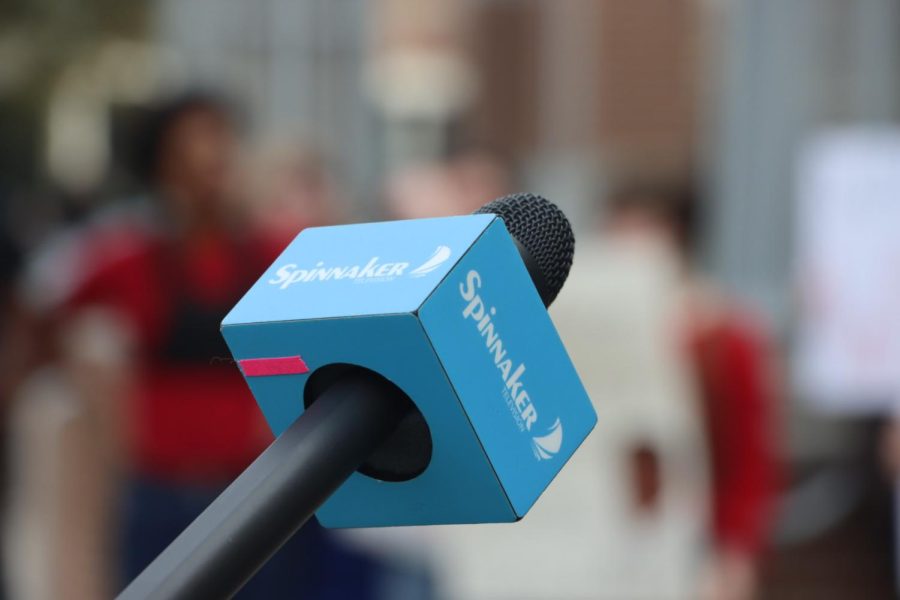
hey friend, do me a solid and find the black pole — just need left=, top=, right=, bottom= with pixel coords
left=117, top=369, right=409, bottom=600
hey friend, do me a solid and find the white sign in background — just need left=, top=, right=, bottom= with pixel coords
left=795, top=128, right=900, bottom=414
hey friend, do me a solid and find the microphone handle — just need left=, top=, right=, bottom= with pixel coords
left=117, top=370, right=408, bottom=600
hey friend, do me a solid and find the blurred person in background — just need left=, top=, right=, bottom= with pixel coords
left=7, top=91, right=382, bottom=599
left=241, top=141, right=347, bottom=240
left=440, top=181, right=779, bottom=600
left=384, top=146, right=512, bottom=219
left=434, top=186, right=709, bottom=599
left=605, top=184, right=782, bottom=600
left=0, top=212, right=24, bottom=600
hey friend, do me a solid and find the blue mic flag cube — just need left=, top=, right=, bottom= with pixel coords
left=221, top=214, right=597, bottom=527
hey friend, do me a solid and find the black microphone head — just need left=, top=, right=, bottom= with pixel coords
left=475, top=193, right=575, bottom=306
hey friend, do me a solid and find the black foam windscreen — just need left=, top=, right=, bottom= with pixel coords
left=475, top=193, right=575, bottom=306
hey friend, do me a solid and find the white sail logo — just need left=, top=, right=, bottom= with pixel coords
left=531, top=418, right=563, bottom=460
left=410, top=246, right=452, bottom=277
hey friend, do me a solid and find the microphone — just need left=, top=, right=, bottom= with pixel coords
left=474, top=192, right=574, bottom=307
left=118, top=193, right=595, bottom=600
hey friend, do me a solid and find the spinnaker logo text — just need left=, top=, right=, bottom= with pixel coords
left=269, top=258, right=409, bottom=288
left=459, top=269, right=562, bottom=460
left=268, top=246, right=451, bottom=289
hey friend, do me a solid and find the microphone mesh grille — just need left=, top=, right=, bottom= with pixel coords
left=475, top=193, right=575, bottom=305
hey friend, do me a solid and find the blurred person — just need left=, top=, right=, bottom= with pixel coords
left=0, top=215, right=25, bottom=600
left=606, top=184, right=782, bottom=600
left=240, top=141, right=348, bottom=239
left=450, top=147, right=511, bottom=209
left=431, top=182, right=780, bottom=600
left=8, top=91, right=381, bottom=599
left=384, top=147, right=512, bottom=219
left=431, top=193, right=709, bottom=599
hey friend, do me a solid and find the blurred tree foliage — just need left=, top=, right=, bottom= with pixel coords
left=0, top=0, right=151, bottom=186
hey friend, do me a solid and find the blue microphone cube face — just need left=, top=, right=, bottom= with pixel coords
left=221, top=214, right=596, bottom=527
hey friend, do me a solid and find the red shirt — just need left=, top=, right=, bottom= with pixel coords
left=34, top=206, right=292, bottom=482
left=689, top=312, right=781, bottom=557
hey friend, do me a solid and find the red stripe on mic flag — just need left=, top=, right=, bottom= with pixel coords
left=239, top=356, right=309, bottom=377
